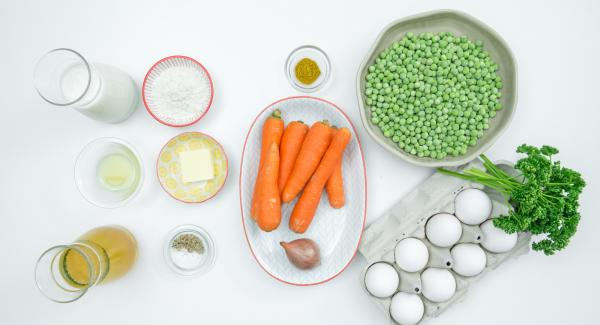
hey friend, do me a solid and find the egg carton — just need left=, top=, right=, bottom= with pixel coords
left=358, top=160, right=531, bottom=324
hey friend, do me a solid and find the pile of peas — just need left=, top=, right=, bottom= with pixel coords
left=364, top=32, right=503, bottom=159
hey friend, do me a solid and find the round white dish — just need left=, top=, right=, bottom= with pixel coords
left=240, top=96, right=366, bottom=285
left=142, top=55, right=214, bottom=127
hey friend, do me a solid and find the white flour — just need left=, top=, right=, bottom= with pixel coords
left=148, top=65, right=211, bottom=125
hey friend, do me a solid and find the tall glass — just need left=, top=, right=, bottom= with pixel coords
left=35, top=225, right=138, bottom=303
left=34, top=48, right=138, bottom=123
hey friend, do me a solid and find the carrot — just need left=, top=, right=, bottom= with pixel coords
left=281, top=120, right=332, bottom=203
left=255, top=143, right=281, bottom=231
left=251, top=109, right=284, bottom=220
left=278, top=121, right=309, bottom=194
left=290, top=128, right=352, bottom=233
left=326, top=128, right=345, bottom=208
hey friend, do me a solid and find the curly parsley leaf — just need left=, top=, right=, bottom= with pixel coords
left=439, top=144, right=585, bottom=255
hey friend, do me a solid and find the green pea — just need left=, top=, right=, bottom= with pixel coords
left=365, top=31, right=502, bottom=160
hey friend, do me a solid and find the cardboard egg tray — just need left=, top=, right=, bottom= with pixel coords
left=358, top=160, right=531, bottom=324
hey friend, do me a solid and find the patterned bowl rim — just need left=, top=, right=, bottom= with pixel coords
left=239, top=95, right=368, bottom=286
left=156, top=131, right=228, bottom=204
left=142, top=55, right=215, bottom=127
left=355, top=9, right=518, bottom=167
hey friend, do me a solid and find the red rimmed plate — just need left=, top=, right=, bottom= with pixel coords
left=239, top=96, right=367, bottom=285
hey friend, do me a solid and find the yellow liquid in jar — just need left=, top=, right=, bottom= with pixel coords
left=97, top=153, right=135, bottom=191
left=59, top=226, right=138, bottom=287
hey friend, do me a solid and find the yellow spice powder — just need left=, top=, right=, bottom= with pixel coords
left=294, top=58, right=321, bottom=85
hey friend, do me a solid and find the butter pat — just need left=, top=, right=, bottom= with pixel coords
left=179, top=149, right=214, bottom=183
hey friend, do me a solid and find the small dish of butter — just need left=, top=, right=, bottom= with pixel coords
left=157, top=132, right=228, bottom=203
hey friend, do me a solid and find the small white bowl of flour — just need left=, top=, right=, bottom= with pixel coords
left=143, top=56, right=214, bottom=127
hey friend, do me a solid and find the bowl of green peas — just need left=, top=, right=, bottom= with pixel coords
left=357, top=10, right=517, bottom=167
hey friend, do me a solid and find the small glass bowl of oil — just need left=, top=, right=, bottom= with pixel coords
left=75, top=137, right=144, bottom=208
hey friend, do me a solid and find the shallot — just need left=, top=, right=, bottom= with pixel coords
left=280, top=238, right=320, bottom=270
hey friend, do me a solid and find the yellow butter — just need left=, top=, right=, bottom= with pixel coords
left=179, top=148, right=214, bottom=183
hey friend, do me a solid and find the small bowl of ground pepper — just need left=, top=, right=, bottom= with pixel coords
left=164, top=224, right=216, bottom=276
left=285, top=45, right=331, bottom=92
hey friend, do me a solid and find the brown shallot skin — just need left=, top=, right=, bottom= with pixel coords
left=280, top=238, right=321, bottom=270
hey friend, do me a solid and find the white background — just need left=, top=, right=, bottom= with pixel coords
left=1, top=0, right=599, bottom=324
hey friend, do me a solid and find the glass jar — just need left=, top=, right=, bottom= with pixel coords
left=34, top=48, right=138, bottom=123
left=35, top=225, right=138, bottom=303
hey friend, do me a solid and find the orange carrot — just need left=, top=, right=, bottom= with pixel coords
left=251, top=110, right=284, bottom=220
left=255, top=143, right=281, bottom=231
left=290, top=128, right=352, bottom=233
left=278, top=121, right=309, bottom=194
left=326, top=128, right=345, bottom=208
left=281, top=121, right=332, bottom=203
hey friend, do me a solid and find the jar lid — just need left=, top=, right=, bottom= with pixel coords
left=163, top=225, right=216, bottom=276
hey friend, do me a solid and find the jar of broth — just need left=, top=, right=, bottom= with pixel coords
left=35, top=225, right=138, bottom=303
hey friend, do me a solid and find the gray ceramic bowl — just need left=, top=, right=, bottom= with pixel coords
left=356, top=10, right=517, bottom=167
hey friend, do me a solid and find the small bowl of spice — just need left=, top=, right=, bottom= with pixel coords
left=285, top=45, right=331, bottom=92
left=164, top=224, right=216, bottom=276
left=143, top=55, right=214, bottom=127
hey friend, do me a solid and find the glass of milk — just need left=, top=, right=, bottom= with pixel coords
left=34, top=48, right=138, bottom=123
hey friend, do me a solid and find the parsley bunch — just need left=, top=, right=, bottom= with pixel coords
left=438, top=145, right=585, bottom=255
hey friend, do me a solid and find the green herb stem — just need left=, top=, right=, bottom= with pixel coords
left=438, top=145, right=585, bottom=255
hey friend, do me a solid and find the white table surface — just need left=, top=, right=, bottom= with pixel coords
left=1, top=0, right=599, bottom=324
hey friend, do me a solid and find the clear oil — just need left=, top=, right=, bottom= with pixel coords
left=96, top=153, right=137, bottom=192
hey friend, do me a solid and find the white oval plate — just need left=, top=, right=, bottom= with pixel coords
left=240, top=96, right=367, bottom=285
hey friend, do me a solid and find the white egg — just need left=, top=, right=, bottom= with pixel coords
left=454, top=188, right=493, bottom=225
left=390, top=292, right=424, bottom=325
left=394, top=238, right=429, bottom=273
left=451, top=243, right=487, bottom=277
left=421, top=268, right=456, bottom=302
left=364, top=262, right=400, bottom=298
left=425, top=213, right=462, bottom=247
left=480, top=219, right=518, bottom=253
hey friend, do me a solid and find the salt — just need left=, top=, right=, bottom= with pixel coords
left=149, top=65, right=211, bottom=125
left=169, top=247, right=205, bottom=270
